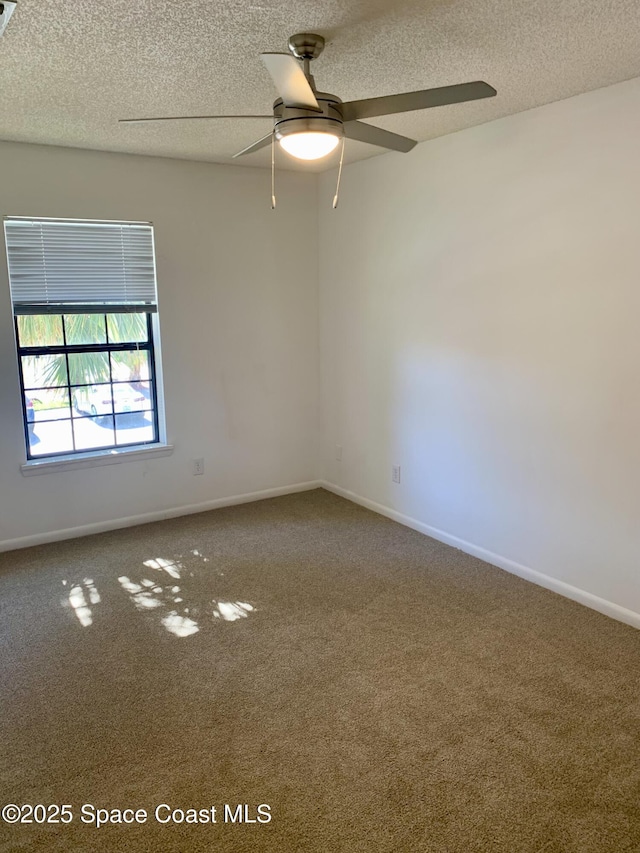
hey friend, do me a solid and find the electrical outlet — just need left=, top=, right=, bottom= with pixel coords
left=193, top=457, right=205, bottom=476
left=392, top=464, right=401, bottom=484
left=335, top=444, right=343, bottom=462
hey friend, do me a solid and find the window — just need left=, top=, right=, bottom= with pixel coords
left=4, top=217, right=165, bottom=461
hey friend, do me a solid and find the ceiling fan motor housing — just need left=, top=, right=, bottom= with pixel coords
left=273, top=93, right=344, bottom=144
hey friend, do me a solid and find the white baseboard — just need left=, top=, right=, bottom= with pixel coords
left=5, top=477, right=638, bottom=631
left=321, top=481, right=640, bottom=631
left=0, top=480, right=323, bottom=553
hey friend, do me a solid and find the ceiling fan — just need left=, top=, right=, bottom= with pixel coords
left=121, top=32, right=496, bottom=160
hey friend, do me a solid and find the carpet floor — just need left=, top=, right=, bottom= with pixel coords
left=0, top=488, right=639, bottom=852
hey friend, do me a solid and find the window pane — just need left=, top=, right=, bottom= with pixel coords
left=133, top=380, right=153, bottom=410
left=73, top=415, right=115, bottom=451
left=22, top=354, right=68, bottom=388
left=64, top=314, right=107, bottom=345
left=111, top=350, right=150, bottom=382
left=107, top=313, right=148, bottom=344
left=17, top=315, right=64, bottom=348
left=29, top=418, right=74, bottom=457
left=68, top=351, right=110, bottom=386
left=27, top=387, right=71, bottom=420
left=115, top=412, right=154, bottom=445
left=71, top=383, right=113, bottom=416
left=111, top=382, right=151, bottom=413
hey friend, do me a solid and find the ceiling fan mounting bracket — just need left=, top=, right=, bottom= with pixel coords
left=288, top=33, right=325, bottom=61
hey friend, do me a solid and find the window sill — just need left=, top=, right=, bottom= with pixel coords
left=21, top=443, right=174, bottom=476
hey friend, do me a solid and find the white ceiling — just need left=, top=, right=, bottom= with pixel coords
left=1, top=0, right=639, bottom=172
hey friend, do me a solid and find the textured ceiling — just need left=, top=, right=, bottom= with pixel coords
left=0, top=0, right=639, bottom=171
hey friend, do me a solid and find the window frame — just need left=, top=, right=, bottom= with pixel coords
left=4, top=216, right=167, bottom=466
left=15, top=311, right=161, bottom=461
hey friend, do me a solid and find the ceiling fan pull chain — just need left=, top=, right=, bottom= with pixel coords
left=332, top=136, right=346, bottom=209
left=271, top=129, right=276, bottom=209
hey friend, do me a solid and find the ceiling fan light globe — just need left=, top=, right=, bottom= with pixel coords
left=279, top=131, right=340, bottom=160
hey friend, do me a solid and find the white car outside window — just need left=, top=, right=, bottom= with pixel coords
left=73, top=384, right=147, bottom=416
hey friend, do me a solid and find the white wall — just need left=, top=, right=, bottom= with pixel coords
left=3, top=77, right=640, bottom=625
left=319, top=77, right=640, bottom=622
left=0, top=141, right=319, bottom=547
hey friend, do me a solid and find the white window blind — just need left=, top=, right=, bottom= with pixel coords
left=4, top=218, right=158, bottom=314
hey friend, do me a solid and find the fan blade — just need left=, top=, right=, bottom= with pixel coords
left=344, top=120, right=416, bottom=153
left=232, top=132, right=273, bottom=159
left=119, top=114, right=272, bottom=123
left=260, top=53, right=320, bottom=110
left=341, top=81, right=497, bottom=122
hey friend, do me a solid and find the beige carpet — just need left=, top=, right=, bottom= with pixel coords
left=0, top=488, right=639, bottom=853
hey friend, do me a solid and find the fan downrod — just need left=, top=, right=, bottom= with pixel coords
left=288, top=33, right=325, bottom=61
